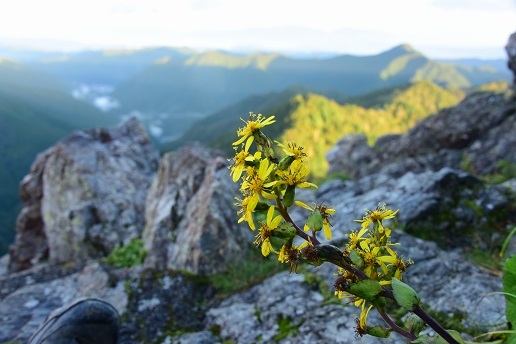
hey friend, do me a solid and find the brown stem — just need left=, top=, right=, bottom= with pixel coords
left=275, top=197, right=320, bottom=245
left=413, top=305, right=460, bottom=344
left=377, top=310, right=417, bottom=341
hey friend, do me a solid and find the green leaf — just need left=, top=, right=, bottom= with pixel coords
left=392, top=277, right=420, bottom=310
left=410, top=330, right=465, bottom=344
left=346, top=279, right=383, bottom=301
left=367, top=325, right=391, bottom=338
left=349, top=249, right=364, bottom=268
left=283, top=185, right=295, bottom=207
left=306, top=209, right=323, bottom=231
left=272, top=222, right=297, bottom=240
left=504, top=255, right=516, bottom=343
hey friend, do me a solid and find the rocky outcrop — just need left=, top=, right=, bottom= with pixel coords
left=205, top=230, right=503, bottom=344
left=327, top=92, right=516, bottom=180
left=307, top=168, right=513, bottom=249
left=9, top=118, right=159, bottom=272
left=143, top=143, right=253, bottom=275
left=507, top=32, right=516, bottom=91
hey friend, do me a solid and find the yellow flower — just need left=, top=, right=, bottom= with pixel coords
left=233, top=113, right=276, bottom=148
left=276, top=160, right=317, bottom=189
left=358, top=302, right=373, bottom=333
left=234, top=196, right=256, bottom=230
left=240, top=158, right=278, bottom=212
left=254, top=206, right=282, bottom=256
left=355, top=203, right=399, bottom=232
left=275, top=141, right=307, bottom=160
left=229, top=147, right=259, bottom=182
left=358, top=240, right=396, bottom=278
left=295, top=201, right=336, bottom=240
left=347, top=227, right=369, bottom=251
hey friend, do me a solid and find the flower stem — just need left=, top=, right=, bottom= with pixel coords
left=275, top=196, right=320, bottom=245
left=377, top=310, right=417, bottom=341
left=413, top=305, right=460, bottom=344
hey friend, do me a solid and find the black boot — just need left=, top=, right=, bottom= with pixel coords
left=28, top=298, right=120, bottom=344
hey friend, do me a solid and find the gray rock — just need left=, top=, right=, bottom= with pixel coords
left=9, top=117, right=159, bottom=272
left=143, top=142, right=253, bottom=275
left=0, top=262, right=127, bottom=343
left=206, top=228, right=503, bottom=343
left=313, top=167, right=513, bottom=249
left=166, top=331, right=221, bottom=344
left=119, top=269, right=214, bottom=343
left=506, top=31, right=516, bottom=91
left=206, top=270, right=404, bottom=344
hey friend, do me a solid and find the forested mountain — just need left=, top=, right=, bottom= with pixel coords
left=112, top=45, right=506, bottom=116
left=27, top=47, right=194, bottom=86
left=0, top=58, right=117, bottom=253
left=175, top=81, right=465, bottom=177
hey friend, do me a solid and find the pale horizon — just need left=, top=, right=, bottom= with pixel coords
left=0, top=0, right=515, bottom=59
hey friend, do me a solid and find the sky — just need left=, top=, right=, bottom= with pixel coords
left=0, top=0, right=515, bottom=59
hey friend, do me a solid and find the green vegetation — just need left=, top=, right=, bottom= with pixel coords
left=182, top=81, right=463, bottom=178
left=273, top=315, right=304, bottom=341
left=209, top=246, right=286, bottom=297
left=104, top=239, right=146, bottom=268
left=504, top=256, right=516, bottom=344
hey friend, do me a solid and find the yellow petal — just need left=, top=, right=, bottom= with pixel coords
left=295, top=201, right=313, bottom=211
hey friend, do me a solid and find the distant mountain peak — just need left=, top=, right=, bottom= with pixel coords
left=383, top=44, right=421, bottom=57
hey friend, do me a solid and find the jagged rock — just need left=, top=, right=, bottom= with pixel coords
left=310, top=167, right=513, bottom=249
left=327, top=92, right=516, bottom=179
left=507, top=31, right=516, bottom=90
left=143, top=142, right=253, bottom=275
left=0, top=262, right=127, bottom=343
left=120, top=269, right=214, bottom=343
left=8, top=118, right=159, bottom=272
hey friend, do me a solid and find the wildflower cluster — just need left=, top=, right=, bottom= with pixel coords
left=230, top=112, right=334, bottom=267
left=230, top=112, right=462, bottom=344
left=335, top=204, right=413, bottom=335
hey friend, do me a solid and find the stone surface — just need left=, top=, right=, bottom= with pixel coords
left=0, top=262, right=127, bottom=343
left=120, top=269, right=214, bottom=344
left=205, top=229, right=503, bottom=344
left=299, top=168, right=514, bottom=249
left=9, top=117, right=159, bottom=272
left=507, top=31, right=516, bottom=90
left=143, top=142, right=253, bottom=275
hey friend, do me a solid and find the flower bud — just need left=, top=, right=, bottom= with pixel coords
left=404, top=313, right=425, bottom=336
left=277, top=155, right=295, bottom=170
left=346, top=280, right=383, bottom=301
left=391, top=277, right=420, bottom=310
left=306, top=209, right=323, bottom=231
left=367, top=325, right=391, bottom=338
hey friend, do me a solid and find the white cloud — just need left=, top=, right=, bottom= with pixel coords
left=0, top=0, right=514, bottom=58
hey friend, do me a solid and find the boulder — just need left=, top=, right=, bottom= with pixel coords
left=9, top=118, right=159, bottom=272
left=143, top=142, right=253, bottom=275
left=506, top=31, right=516, bottom=91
